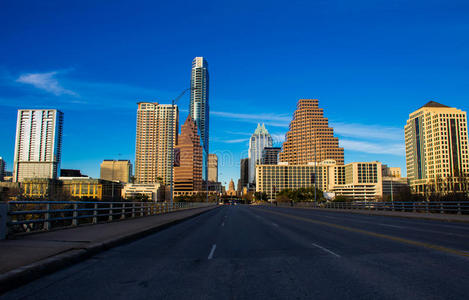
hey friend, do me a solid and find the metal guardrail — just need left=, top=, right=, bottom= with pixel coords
left=0, top=201, right=212, bottom=239
left=274, top=201, right=469, bottom=215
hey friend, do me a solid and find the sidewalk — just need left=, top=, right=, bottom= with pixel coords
left=275, top=204, right=469, bottom=223
left=0, top=205, right=217, bottom=293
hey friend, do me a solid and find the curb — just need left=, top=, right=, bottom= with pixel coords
left=0, top=206, right=218, bottom=294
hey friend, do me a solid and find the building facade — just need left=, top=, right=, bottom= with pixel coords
left=240, top=158, right=249, bottom=190
left=248, top=124, right=273, bottom=185
left=135, top=102, right=178, bottom=185
left=122, top=183, right=161, bottom=202
left=405, top=101, right=469, bottom=194
left=208, top=153, right=218, bottom=182
left=100, top=160, right=132, bottom=183
left=256, top=161, right=382, bottom=201
left=0, top=157, right=5, bottom=182
left=61, top=169, right=86, bottom=177
left=190, top=57, right=209, bottom=180
left=381, top=165, right=402, bottom=178
left=60, top=178, right=122, bottom=201
left=13, top=109, right=64, bottom=182
left=174, top=116, right=203, bottom=193
left=261, top=147, right=281, bottom=165
left=279, top=99, right=344, bottom=165
left=21, top=177, right=122, bottom=201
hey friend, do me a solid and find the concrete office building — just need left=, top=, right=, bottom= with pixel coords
left=279, top=99, right=344, bottom=165
left=100, top=160, right=132, bottom=183
left=248, top=123, right=273, bottom=185
left=190, top=57, right=209, bottom=181
left=380, top=165, right=408, bottom=200
left=122, top=183, right=162, bottom=202
left=13, top=109, right=63, bottom=182
left=208, top=154, right=218, bottom=182
left=256, top=160, right=382, bottom=201
left=261, top=147, right=281, bottom=165
left=382, top=177, right=409, bottom=199
left=382, top=165, right=402, bottom=178
left=174, top=116, right=203, bottom=194
left=405, top=101, right=469, bottom=194
left=60, top=177, right=122, bottom=201
left=21, top=177, right=121, bottom=201
left=135, top=102, right=178, bottom=185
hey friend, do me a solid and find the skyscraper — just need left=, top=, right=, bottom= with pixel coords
left=13, top=109, right=63, bottom=182
left=405, top=101, right=469, bottom=194
left=190, top=57, right=209, bottom=180
left=279, top=99, right=344, bottom=165
left=174, top=116, right=203, bottom=193
left=208, top=153, right=218, bottom=182
left=0, top=157, right=5, bottom=182
left=248, top=123, right=273, bottom=184
left=261, top=147, right=281, bottom=165
left=100, top=160, right=132, bottom=183
left=240, top=158, right=249, bottom=189
left=135, top=102, right=178, bottom=185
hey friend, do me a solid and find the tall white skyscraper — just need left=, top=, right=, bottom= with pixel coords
left=190, top=57, right=209, bottom=180
left=248, top=123, right=273, bottom=185
left=13, top=109, right=64, bottom=182
left=135, top=102, right=179, bottom=185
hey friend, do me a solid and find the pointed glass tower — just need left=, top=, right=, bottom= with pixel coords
left=248, top=123, right=273, bottom=185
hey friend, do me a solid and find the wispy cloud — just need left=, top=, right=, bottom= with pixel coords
left=331, top=122, right=403, bottom=141
left=340, top=139, right=405, bottom=155
left=224, top=130, right=253, bottom=136
left=211, top=111, right=291, bottom=127
left=16, top=71, right=78, bottom=96
left=4, top=69, right=177, bottom=110
left=271, top=133, right=286, bottom=144
left=221, top=138, right=249, bottom=144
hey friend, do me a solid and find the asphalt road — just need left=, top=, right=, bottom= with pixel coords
left=3, top=205, right=469, bottom=300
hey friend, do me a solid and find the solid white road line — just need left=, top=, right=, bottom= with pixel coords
left=271, top=222, right=279, bottom=227
left=208, top=244, right=217, bottom=260
left=221, top=222, right=225, bottom=227
left=311, top=242, right=341, bottom=258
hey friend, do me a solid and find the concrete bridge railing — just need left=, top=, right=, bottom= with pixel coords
left=0, top=201, right=213, bottom=239
left=273, top=201, right=469, bottom=215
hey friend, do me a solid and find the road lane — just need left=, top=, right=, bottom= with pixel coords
left=3, top=205, right=469, bottom=300
left=254, top=205, right=469, bottom=253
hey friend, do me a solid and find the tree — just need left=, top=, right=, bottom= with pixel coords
left=128, top=193, right=150, bottom=202
left=254, top=192, right=268, bottom=202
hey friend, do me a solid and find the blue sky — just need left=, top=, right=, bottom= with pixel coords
left=1, top=0, right=469, bottom=187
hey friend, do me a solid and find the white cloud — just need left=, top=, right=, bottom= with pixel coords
left=340, top=139, right=405, bottom=156
left=221, top=138, right=249, bottom=144
left=16, top=71, right=78, bottom=96
left=271, top=133, right=286, bottom=144
left=331, top=122, right=403, bottom=141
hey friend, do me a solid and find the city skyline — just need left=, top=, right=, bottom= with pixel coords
left=1, top=1, right=469, bottom=186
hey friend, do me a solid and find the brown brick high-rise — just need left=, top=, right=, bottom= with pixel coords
left=279, top=99, right=344, bottom=165
left=174, top=116, right=203, bottom=192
